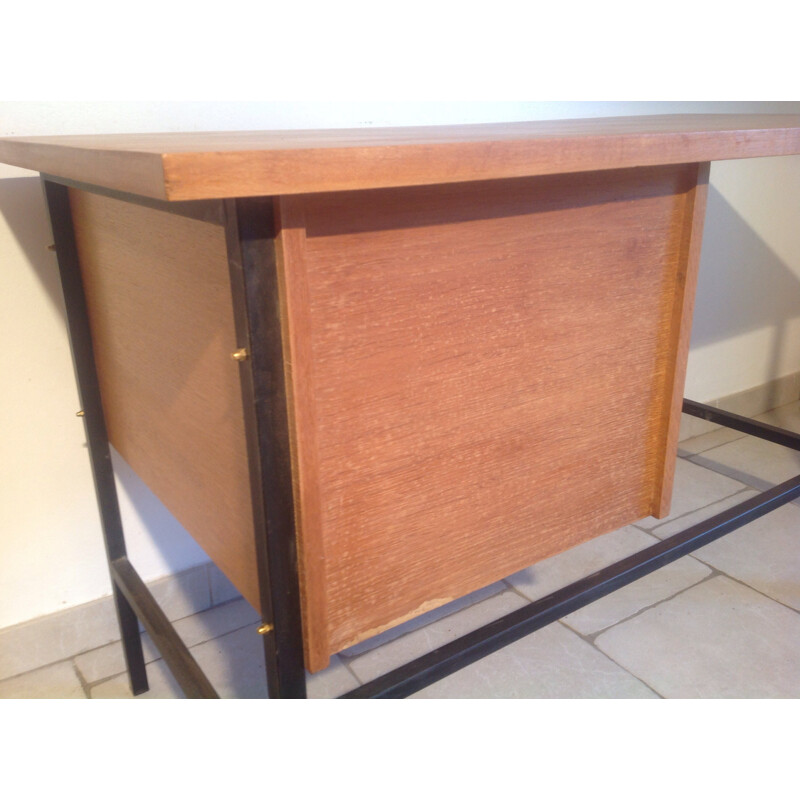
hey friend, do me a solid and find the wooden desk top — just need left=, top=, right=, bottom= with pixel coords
left=2, top=114, right=800, bottom=201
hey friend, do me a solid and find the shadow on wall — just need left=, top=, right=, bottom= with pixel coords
left=692, top=185, right=800, bottom=345
left=0, top=177, right=66, bottom=320
left=0, top=176, right=212, bottom=584
left=690, top=185, right=800, bottom=405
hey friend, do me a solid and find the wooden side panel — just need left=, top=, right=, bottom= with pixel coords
left=651, top=162, right=711, bottom=516
left=69, top=189, right=260, bottom=611
left=278, top=166, right=702, bottom=666
left=274, top=198, right=329, bottom=672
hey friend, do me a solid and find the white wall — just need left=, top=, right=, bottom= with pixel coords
left=2, top=101, right=800, bottom=630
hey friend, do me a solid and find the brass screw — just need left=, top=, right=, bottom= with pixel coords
left=231, top=348, right=249, bottom=362
left=257, top=623, right=274, bottom=635
left=76, top=410, right=85, bottom=417
left=47, top=243, right=56, bottom=251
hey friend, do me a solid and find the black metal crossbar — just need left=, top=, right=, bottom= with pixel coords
left=682, top=398, right=800, bottom=451
left=110, top=557, right=218, bottom=698
left=44, top=179, right=149, bottom=696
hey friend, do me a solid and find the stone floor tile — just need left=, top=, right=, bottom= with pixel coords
left=678, top=426, right=745, bottom=457
left=346, top=590, right=530, bottom=684
left=75, top=598, right=259, bottom=684
left=339, top=580, right=506, bottom=658
left=90, top=659, right=183, bottom=699
left=38, top=604, right=355, bottom=699
left=306, top=656, right=360, bottom=700
left=637, top=458, right=749, bottom=529
left=188, top=626, right=359, bottom=699
left=678, top=412, right=719, bottom=442
left=690, top=436, right=800, bottom=493
left=0, top=595, right=119, bottom=682
left=507, top=526, right=656, bottom=603
left=209, top=565, right=242, bottom=606
left=509, top=523, right=710, bottom=636
left=0, top=661, right=86, bottom=699
left=689, top=502, right=800, bottom=611
left=146, top=565, right=211, bottom=623
left=594, top=576, right=800, bottom=698
left=76, top=633, right=160, bottom=687
left=411, top=622, right=658, bottom=699
left=562, top=557, right=711, bottom=636
left=187, top=627, right=270, bottom=698
left=643, top=489, right=758, bottom=539
left=755, top=403, right=800, bottom=433
left=178, top=597, right=260, bottom=641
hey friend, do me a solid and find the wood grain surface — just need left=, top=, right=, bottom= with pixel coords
left=278, top=166, right=703, bottom=667
left=651, top=163, right=710, bottom=516
left=69, top=189, right=261, bottom=610
left=1, top=115, right=798, bottom=199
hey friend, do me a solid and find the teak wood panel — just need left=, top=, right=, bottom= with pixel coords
left=278, top=165, right=705, bottom=669
left=68, top=189, right=261, bottom=610
left=651, top=163, right=710, bottom=517
left=1, top=115, right=798, bottom=199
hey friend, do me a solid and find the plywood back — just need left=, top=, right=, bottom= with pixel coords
left=278, top=165, right=703, bottom=666
left=69, top=189, right=260, bottom=610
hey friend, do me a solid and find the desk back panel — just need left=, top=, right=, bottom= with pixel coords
left=277, top=164, right=706, bottom=666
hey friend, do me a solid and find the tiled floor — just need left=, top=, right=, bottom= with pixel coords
left=3, top=405, right=800, bottom=699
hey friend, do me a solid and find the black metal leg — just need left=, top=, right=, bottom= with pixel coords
left=112, top=587, right=149, bottom=695
left=224, top=197, right=307, bottom=699
left=42, top=179, right=149, bottom=697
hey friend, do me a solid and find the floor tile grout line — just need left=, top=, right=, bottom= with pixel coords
left=339, top=660, right=364, bottom=690
left=575, top=557, right=800, bottom=647
left=1, top=651, right=99, bottom=687
left=632, top=486, right=757, bottom=536
left=79, top=617, right=265, bottom=696
left=684, top=431, right=800, bottom=488
left=0, top=592, right=249, bottom=686
left=555, top=568, right=743, bottom=699
left=677, top=431, right=747, bottom=457
left=568, top=560, right=800, bottom=699
left=693, top=563, right=800, bottom=617
left=561, top=560, right=717, bottom=643
left=555, top=620, right=666, bottom=699
left=685, top=452, right=791, bottom=486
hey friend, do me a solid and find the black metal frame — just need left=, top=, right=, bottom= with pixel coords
left=42, top=176, right=800, bottom=699
left=223, top=197, right=307, bottom=698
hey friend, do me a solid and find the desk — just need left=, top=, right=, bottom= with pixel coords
left=3, top=115, right=800, bottom=697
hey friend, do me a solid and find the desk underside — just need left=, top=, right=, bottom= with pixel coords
left=69, top=163, right=707, bottom=671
